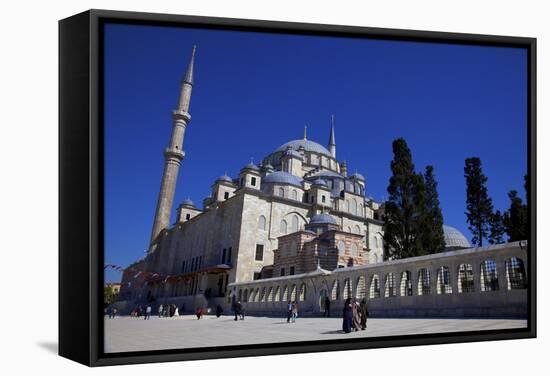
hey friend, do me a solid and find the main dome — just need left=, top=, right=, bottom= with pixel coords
left=443, top=225, right=471, bottom=250
left=275, top=139, right=331, bottom=156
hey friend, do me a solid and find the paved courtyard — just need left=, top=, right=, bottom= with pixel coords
left=104, top=315, right=527, bottom=353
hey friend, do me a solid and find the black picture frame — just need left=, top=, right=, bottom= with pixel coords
left=59, top=9, right=537, bottom=367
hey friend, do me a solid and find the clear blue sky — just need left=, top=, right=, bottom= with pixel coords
left=104, top=23, right=527, bottom=282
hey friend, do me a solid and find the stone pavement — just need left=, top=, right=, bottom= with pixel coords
left=104, top=315, right=527, bottom=353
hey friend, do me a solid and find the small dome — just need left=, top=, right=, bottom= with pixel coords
left=216, top=173, right=233, bottom=183
left=443, top=225, right=471, bottom=250
left=312, top=178, right=328, bottom=187
left=310, top=213, right=337, bottom=225
left=243, top=162, right=259, bottom=171
left=275, top=139, right=332, bottom=156
left=350, top=172, right=365, bottom=181
left=263, top=171, right=303, bottom=187
left=181, top=198, right=195, bottom=207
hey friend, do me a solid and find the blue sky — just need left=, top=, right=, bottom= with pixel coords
left=104, top=23, right=527, bottom=282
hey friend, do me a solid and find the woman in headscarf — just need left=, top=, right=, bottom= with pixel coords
left=342, top=298, right=353, bottom=333
left=359, top=298, right=369, bottom=330
left=351, top=298, right=362, bottom=331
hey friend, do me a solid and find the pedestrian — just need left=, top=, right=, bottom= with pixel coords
left=291, top=301, right=299, bottom=323
left=196, top=307, right=203, bottom=320
left=158, top=304, right=163, bottom=318
left=169, top=304, right=175, bottom=317
left=342, top=298, right=353, bottom=333
left=112, top=308, right=117, bottom=318
left=234, top=301, right=241, bottom=321
left=239, top=305, right=245, bottom=320
left=352, top=298, right=362, bottom=331
left=359, top=298, right=369, bottom=330
left=145, top=305, right=151, bottom=320
left=180, top=303, right=185, bottom=315
left=174, top=306, right=179, bottom=317
left=216, top=304, right=223, bottom=318
left=324, top=296, right=331, bottom=317
left=286, top=300, right=293, bottom=323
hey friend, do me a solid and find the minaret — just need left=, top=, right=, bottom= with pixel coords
left=328, top=115, right=336, bottom=158
left=149, top=46, right=196, bottom=245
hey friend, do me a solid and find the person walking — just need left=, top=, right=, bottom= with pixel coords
left=234, top=301, right=241, bottom=321
left=158, top=304, right=163, bottom=318
left=291, top=301, right=299, bottom=323
left=359, top=298, right=369, bottom=330
left=351, top=298, right=362, bottom=331
left=195, top=307, right=203, bottom=320
left=286, top=300, right=293, bottom=323
left=324, top=296, right=331, bottom=317
left=215, top=304, right=223, bottom=318
left=342, top=298, right=353, bottom=333
left=145, top=305, right=151, bottom=320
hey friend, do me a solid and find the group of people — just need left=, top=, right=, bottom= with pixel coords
left=286, top=301, right=299, bottom=323
left=105, top=306, right=117, bottom=319
left=158, top=304, right=180, bottom=318
left=232, top=301, right=246, bottom=321
left=342, top=298, right=369, bottom=333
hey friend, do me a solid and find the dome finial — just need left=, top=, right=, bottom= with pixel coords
left=303, top=125, right=307, bottom=140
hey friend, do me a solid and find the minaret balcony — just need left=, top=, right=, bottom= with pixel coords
left=172, top=110, right=191, bottom=122
left=164, top=147, right=185, bottom=160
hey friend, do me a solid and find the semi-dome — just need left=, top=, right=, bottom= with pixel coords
left=443, top=225, right=471, bottom=250
left=262, top=171, right=303, bottom=187
left=275, top=139, right=331, bottom=156
left=310, top=213, right=337, bottom=225
left=312, top=178, right=328, bottom=187
left=350, top=172, right=365, bottom=181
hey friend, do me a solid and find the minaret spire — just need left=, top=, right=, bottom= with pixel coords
left=150, top=46, right=196, bottom=246
left=328, top=115, right=336, bottom=158
left=303, top=125, right=307, bottom=140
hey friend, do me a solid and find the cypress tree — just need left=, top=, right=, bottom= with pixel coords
left=488, top=210, right=506, bottom=244
left=504, top=190, right=528, bottom=241
left=464, top=157, right=493, bottom=247
left=421, top=166, right=446, bottom=253
left=383, top=138, right=425, bottom=259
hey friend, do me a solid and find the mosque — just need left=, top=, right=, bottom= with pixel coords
left=117, top=46, right=475, bottom=310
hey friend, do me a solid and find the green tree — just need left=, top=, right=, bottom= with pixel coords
left=104, top=285, right=117, bottom=307
left=421, top=166, right=446, bottom=253
left=383, top=138, right=426, bottom=259
left=488, top=210, right=506, bottom=244
left=464, top=157, right=494, bottom=247
left=504, top=190, right=528, bottom=241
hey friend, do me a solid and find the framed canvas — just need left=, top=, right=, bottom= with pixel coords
left=59, top=9, right=536, bottom=366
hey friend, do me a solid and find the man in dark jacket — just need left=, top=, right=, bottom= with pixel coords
left=324, top=296, right=331, bottom=317
left=234, top=301, right=242, bottom=321
left=359, top=298, right=369, bottom=330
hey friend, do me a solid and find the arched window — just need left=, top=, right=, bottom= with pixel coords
left=331, top=280, right=340, bottom=300
left=299, top=284, right=306, bottom=301
left=351, top=243, right=358, bottom=257
left=351, top=199, right=357, bottom=215
left=290, top=285, right=297, bottom=301
left=369, top=275, right=380, bottom=298
left=356, top=276, right=366, bottom=298
left=480, top=260, right=499, bottom=291
left=458, top=263, right=474, bottom=293
left=291, top=190, right=298, bottom=200
left=278, top=187, right=285, bottom=197
left=258, top=215, right=266, bottom=231
left=259, top=287, right=266, bottom=302
left=400, top=271, right=413, bottom=296
left=280, top=219, right=288, bottom=234
left=274, top=286, right=281, bottom=301
left=343, top=278, right=352, bottom=299
left=385, top=273, right=396, bottom=297
left=436, top=266, right=452, bottom=294
left=417, top=269, right=431, bottom=295
left=337, top=241, right=345, bottom=256
left=505, top=257, right=527, bottom=289
left=282, top=286, right=288, bottom=301
left=291, top=215, right=299, bottom=232
left=373, top=253, right=379, bottom=263
left=347, top=226, right=352, bottom=233
left=267, top=287, right=273, bottom=302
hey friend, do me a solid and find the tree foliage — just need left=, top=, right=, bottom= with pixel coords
left=488, top=210, right=506, bottom=244
left=504, top=190, right=528, bottom=241
left=421, top=166, right=446, bottom=252
left=464, top=157, right=494, bottom=247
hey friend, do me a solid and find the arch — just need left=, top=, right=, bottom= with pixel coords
left=274, top=286, right=281, bottom=301
left=436, top=266, right=452, bottom=294
left=299, top=284, right=306, bottom=301
left=373, top=253, right=379, bottom=263
left=351, top=243, right=358, bottom=257
left=343, top=278, right=352, bottom=299
left=355, top=276, right=366, bottom=298
left=290, top=284, right=297, bottom=301
left=354, top=225, right=361, bottom=235
left=351, top=199, right=357, bottom=215
left=400, top=271, right=413, bottom=296
left=254, top=288, right=261, bottom=302
left=258, top=215, right=266, bottom=231
left=259, top=287, right=266, bottom=302
left=374, top=236, right=379, bottom=248
left=291, top=189, right=298, bottom=200
left=278, top=187, right=285, bottom=197
left=238, top=289, right=242, bottom=302
left=243, top=289, right=249, bottom=302
left=417, top=269, right=431, bottom=295
left=480, top=260, right=499, bottom=291
left=369, top=275, right=380, bottom=298
left=505, top=257, right=527, bottom=289
left=346, top=200, right=350, bottom=212
left=384, top=273, right=396, bottom=297
left=458, top=263, right=474, bottom=293
left=282, top=286, right=288, bottom=301
left=331, top=280, right=340, bottom=300
left=267, top=287, right=273, bottom=302
left=291, top=215, right=299, bottom=232
left=280, top=219, right=288, bottom=234
left=337, top=241, right=346, bottom=256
